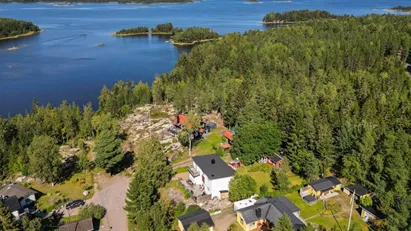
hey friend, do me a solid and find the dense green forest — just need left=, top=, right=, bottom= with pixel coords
left=152, top=14, right=411, bottom=229
left=262, top=10, right=340, bottom=23
left=391, top=6, right=411, bottom=12
left=172, top=27, right=220, bottom=44
left=0, top=18, right=40, bottom=38
left=114, top=26, right=149, bottom=35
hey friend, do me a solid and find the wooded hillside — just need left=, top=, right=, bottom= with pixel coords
left=152, top=14, right=411, bottom=229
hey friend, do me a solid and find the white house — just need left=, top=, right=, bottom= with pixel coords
left=189, top=154, right=235, bottom=199
left=0, top=183, right=37, bottom=219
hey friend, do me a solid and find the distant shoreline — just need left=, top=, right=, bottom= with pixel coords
left=170, top=37, right=221, bottom=46
left=0, top=30, right=44, bottom=41
left=112, top=32, right=173, bottom=36
left=260, top=21, right=296, bottom=25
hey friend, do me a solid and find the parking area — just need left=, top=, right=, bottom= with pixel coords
left=212, top=210, right=237, bottom=231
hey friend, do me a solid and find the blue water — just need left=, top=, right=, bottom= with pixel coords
left=0, top=0, right=409, bottom=116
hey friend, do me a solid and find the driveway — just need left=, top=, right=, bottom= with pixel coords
left=90, top=175, right=131, bottom=231
left=212, top=210, right=237, bottom=231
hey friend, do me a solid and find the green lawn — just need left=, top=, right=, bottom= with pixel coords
left=30, top=169, right=104, bottom=212
left=192, top=129, right=223, bottom=155
left=284, top=191, right=325, bottom=218
left=236, top=164, right=304, bottom=194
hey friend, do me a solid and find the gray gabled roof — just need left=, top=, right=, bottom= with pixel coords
left=3, top=196, right=21, bottom=212
left=308, top=176, right=341, bottom=192
left=0, top=183, right=36, bottom=200
left=178, top=209, right=215, bottom=230
left=59, top=218, right=95, bottom=231
left=345, top=185, right=368, bottom=197
left=238, top=196, right=305, bottom=230
left=192, top=154, right=235, bottom=180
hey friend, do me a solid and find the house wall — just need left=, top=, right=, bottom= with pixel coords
left=178, top=220, right=184, bottom=231
left=210, top=177, right=232, bottom=199
left=236, top=212, right=264, bottom=231
left=11, top=210, right=19, bottom=219
left=190, top=162, right=205, bottom=185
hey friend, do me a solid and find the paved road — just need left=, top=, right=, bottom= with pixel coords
left=90, top=175, right=131, bottom=231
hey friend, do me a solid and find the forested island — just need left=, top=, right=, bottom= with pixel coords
left=391, top=6, right=411, bottom=13
left=171, top=27, right=220, bottom=45
left=0, top=0, right=193, bottom=3
left=0, top=18, right=41, bottom=40
left=113, top=23, right=182, bottom=36
left=113, top=26, right=149, bottom=36
left=262, top=10, right=340, bottom=24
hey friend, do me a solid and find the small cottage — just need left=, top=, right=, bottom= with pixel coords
left=343, top=185, right=369, bottom=200
left=300, top=176, right=342, bottom=202
left=178, top=209, right=215, bottom=231
left=260, top=154, right=283, bottom=167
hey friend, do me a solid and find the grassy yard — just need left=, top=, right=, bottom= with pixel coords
left=30, top=169, right=104, bottom=213
left=236, top=164, right=304, bottom=194
left=285, top=192, right=368, bottom=231
left=192, top=129, right=224, bottom=156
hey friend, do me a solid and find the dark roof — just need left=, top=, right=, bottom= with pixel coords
left=59, top=218, right=95, bottom=231
left=268, top=154, right=283, bottom=163
left=178, top=209, right=215, bottom=230
left=192, top=154, right=235, bottom=180
left=0, top=183, right=36, bottom=200
left=361, top=206, right=386, bottom=220
left=238, top=196, right=304, bottom=230
left=3, top=196, right=21, bottom=212
left=303, top=195, right=316, bottom=203
left=308, top=176, right=341, bottom=192
left=345, top=185, right=368, bottom=197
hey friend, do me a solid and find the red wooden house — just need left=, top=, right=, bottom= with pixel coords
left=260, top=154, right=283, bottom=167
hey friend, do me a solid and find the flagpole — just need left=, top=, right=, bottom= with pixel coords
left=347, top=190, right=355, bottom=231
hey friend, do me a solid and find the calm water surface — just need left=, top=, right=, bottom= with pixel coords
left=0, top=0, right=409, bottom=115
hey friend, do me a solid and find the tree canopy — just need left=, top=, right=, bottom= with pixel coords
left=228, top=174, right=257, bottom=201
left=0, top=18, right=40, bottom=38
left=153, top=13, right=411, bottom=229
left=172, top=27, right=220, bottom=44
left=263, top=10, right=340, bottom=23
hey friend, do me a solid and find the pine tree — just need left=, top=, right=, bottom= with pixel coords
left=94, top=129, right=124, bottom=173
left=0, top=201, right=18, bottom=231
left=27, top=135, right=62, bottom=183
left=271, top=167, right=290, bottom=191
left=273, top=214, right=294, bottom=231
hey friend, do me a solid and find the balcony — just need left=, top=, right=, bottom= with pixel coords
left=188, top=167, right=200, bottom=177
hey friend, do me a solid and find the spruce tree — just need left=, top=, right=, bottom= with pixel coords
left=274, top=214, right=294, bottom=231
left=271, top=167, right=290, bottom=191
left=94, top=129, right=124, bottom=173
left=0, top=201, right=18, bottom=231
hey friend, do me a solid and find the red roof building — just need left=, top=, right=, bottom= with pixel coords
left=223, top=131, right=234, bottom=141
left=221, top=143, right=231, bottom=149
left=173, top=114, right=190, bottom=128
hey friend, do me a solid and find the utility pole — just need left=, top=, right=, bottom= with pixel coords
left=347, top=190, right=355, bottom=231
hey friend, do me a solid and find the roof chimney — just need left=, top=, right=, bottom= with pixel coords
left=211, top=159, right=216, bottom=164
left=255, top=208, right=262, bottom=218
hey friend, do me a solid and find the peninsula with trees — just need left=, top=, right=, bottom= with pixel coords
left=262, top=10, right=339, bottom=24
left=0, top=18, right=41, bottom=40
left=171, top=27, right=220, bottom=46
left=391, top=6, right=411, bottom=13
left=113, top=26, right=150, bottom=36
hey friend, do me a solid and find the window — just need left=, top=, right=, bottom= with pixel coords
left=240, top=217, right=244, bottom=224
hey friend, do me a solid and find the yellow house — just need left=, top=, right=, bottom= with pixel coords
left=343, top=185, right=370, bottom=200
left=360, top=205, right=386, bottom=225
left=236, top=196, right=305, bottom=231
left=177, top=209, right=215, bottom=231
left=300, top=176, right=342, bottom=201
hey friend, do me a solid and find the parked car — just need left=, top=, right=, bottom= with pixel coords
left=66, top=200, right=85, bottom=210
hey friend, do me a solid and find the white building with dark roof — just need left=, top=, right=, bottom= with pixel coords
left=0, top=183, right=37, bottom=219
left=189, top=154, right=235, bottom=199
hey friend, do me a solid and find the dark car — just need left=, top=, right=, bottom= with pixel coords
left=65, top=200, right=85, bottom=210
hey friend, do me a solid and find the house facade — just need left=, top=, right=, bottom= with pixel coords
left=260, top=154, right=283, bottom=167
left=189, top=154, right=235, bottom=199
left=236, top=196, right=305, bottom=231
left=343, top=185, right=369, bottom=200
left=300, top=176, right=342, bottom=202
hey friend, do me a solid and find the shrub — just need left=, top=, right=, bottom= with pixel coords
left=78, top=203, right=106, bottom=220
left=229, top=174, right=257, bottom=202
